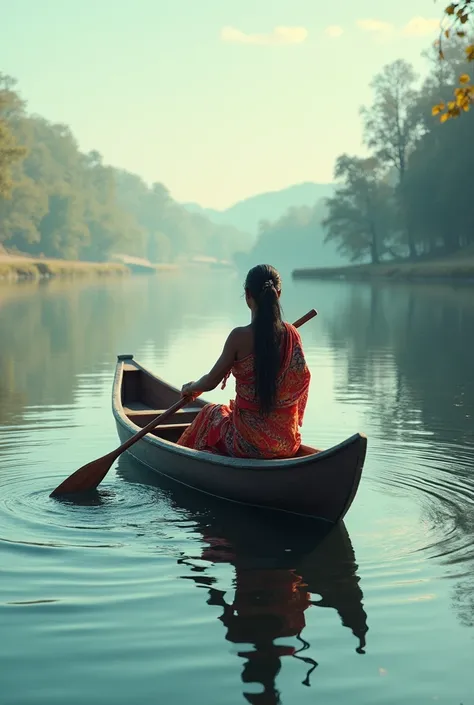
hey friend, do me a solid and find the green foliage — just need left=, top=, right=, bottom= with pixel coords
left=404, top=108, right=474, bottom=255
left=323, top=156, right=398, bottom=265
left=404, top=39, right=474, bottom=256
left=0, top=176, right=47, bottom=248
left=0, top=75, right=248, bottom=263
left=0, top=75, right=26, bottom=199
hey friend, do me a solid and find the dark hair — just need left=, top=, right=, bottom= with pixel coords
left=245, top=264, right=283, bottom=414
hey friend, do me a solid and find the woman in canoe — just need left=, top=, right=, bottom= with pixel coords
left=177, top=264, right=311, bottom=459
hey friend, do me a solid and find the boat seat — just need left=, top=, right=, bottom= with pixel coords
left=151, top=422, right=191, bottom=443
left=127, top=408, right=196, bottom=432
left=123, top=402, right=153, bottom=413
left=153, top=422, right=190, bottom=431
left=124, top=404, right=202, bottom=415
left=156, top=407, right=202, bottom=415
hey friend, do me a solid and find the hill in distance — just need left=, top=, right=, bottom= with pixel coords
left=183, top=182, right=335, bottom=237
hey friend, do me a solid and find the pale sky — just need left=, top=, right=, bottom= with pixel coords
left=2, top=0, right=443, bottom=209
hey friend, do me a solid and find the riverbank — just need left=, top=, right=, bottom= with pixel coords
left=0, top=255, right=130, bottom=281
left=0, top=250, right=181, bottom=281
left=292, top=255, right=474, bottom=283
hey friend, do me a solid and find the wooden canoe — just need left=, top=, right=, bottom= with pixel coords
left=112, top=354, right=367, bottom=523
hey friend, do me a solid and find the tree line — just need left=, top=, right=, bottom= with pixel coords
left=0, top=74, right=250, bottom=263
left=325, top=37, right=474, bottom=264
left=241, top=36, right=474, bottom=269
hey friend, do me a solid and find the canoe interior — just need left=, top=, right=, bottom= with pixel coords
left=121, top=363, right=318, bottom=457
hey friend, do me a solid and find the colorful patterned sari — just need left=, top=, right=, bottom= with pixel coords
left=177, top=323, right=311, bottom=459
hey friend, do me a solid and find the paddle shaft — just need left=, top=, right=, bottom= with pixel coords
left=293, top=309, right=317, bottom=329
left=112, top=308, right=318, bottom=454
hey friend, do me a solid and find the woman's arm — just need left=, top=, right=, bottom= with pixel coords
left=181, top=328, right=241, bottom=397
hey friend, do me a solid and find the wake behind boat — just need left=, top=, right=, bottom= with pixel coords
left=112, top=355, right=367, bottom=523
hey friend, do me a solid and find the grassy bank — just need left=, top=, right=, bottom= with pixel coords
left=0, top=257, right=129, bottom=281
left=292, top=255, right=474, bottom=283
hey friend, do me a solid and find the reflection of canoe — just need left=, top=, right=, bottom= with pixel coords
left=113, top=355, right=367, bottom=523
left=117, top=455, right=369, bottom=697
left=118, top=455, right=369, bottom=649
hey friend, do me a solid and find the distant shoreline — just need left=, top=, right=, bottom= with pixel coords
left=292, top=258, right=474, bottom=284
left=0, top=255, right=178, bottom=281
left=0, top=255, right=128, bottom=281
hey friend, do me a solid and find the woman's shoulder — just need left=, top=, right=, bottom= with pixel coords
left=284, top=321, right=303, bottom=341
left=229, top=324, right=252, bottom=340
left=229, top=325, right=253, bottom=361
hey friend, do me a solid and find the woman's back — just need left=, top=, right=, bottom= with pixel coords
left=177, top=264, right=311, bottom=459
left=229, top=322, right=311, bottom=458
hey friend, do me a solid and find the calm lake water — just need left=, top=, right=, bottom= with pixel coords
left=1, top=271, right=473, bottom=705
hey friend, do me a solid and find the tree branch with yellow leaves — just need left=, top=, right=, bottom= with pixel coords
left=433, top=2, right=474, bottom=121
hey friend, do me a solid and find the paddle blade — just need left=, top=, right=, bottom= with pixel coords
left=49, top=451, right=117, bottom=497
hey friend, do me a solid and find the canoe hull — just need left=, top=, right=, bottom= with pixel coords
left=112, top=356, right=367, bottom=523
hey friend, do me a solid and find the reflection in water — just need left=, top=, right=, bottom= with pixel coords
left=117, top=458, right=368, bottom=705
left=311, top=280, right=474, bottom=629
left=320, top=282, right=474, bottom=447
left=0, top=273, right=241, bottom=427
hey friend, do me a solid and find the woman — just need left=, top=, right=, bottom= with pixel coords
left=177, top=264, right=311, bottom=459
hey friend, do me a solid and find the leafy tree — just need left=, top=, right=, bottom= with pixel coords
left=38, top=190, right=89, bottom=259
left=80, top=152, right=145, bottom=261
left=361, top=61, right=421, bottom=177
left=114, top=173, right=174, bottom=261
left=323, top=156, right=397, bottom=265
left=361, top=60, right=422, bottom=259
left=0, top=176, right=48, bottom=248
left=0, top=76, right=26, bottom=199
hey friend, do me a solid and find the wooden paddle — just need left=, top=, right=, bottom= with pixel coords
left=50, top=308, right=318, bottom=497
